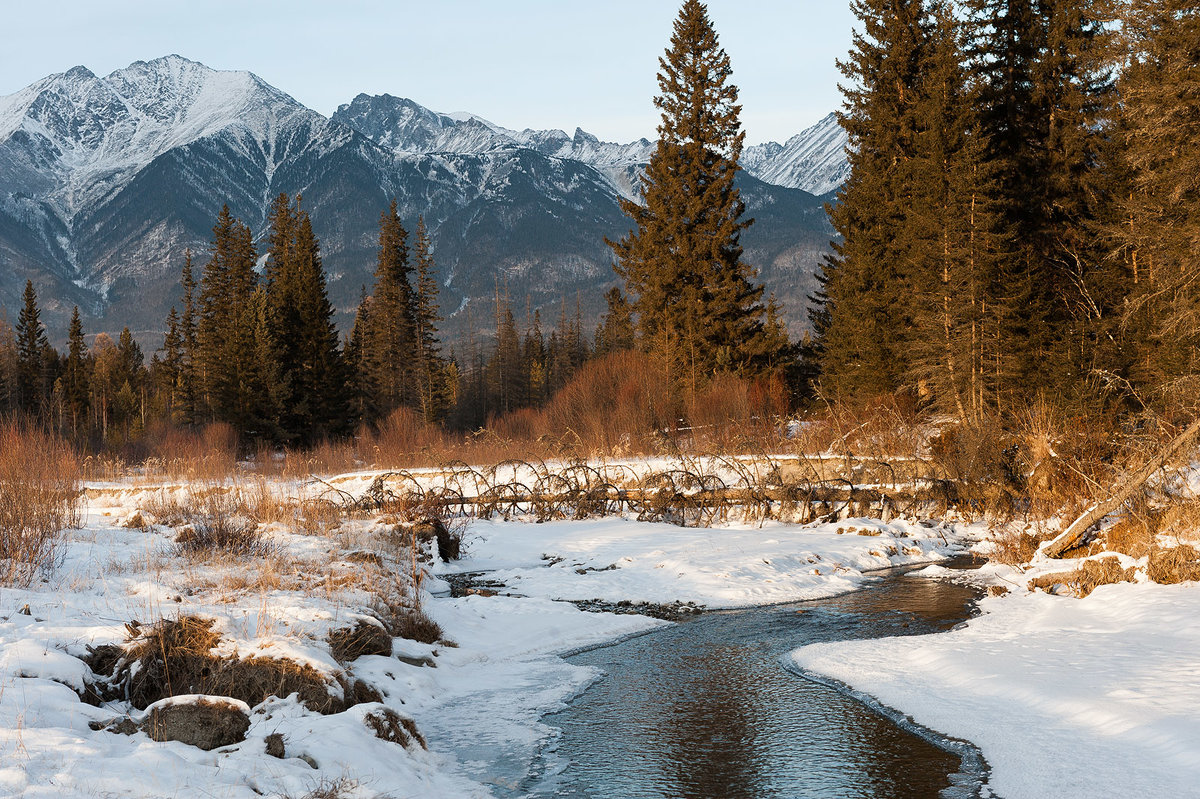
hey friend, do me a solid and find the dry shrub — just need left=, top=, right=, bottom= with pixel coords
left=141, top=422, right=239, bottom=480
left=283, top=778, right=360, bottom=799
left=390, top=607, right=443, bottom=644
left=282, top=439, right=361, bottom=478
left=989, top=530, right=1045, bottom=566
left=797, top=393, right=927, bottom=459
left=0, top=425, right=81, bottom=586
left=541, top=350, right=678, bottom=453
left=1147, top=545, right=1200, bottom=585
left=104, top=616, right=356, bottom=714
left=363, top=707, right=426, bottom=750
left=1104, top=514, right=1155, bottom=558
left=364, top=407, right=449, bottom=468
left=327, top=620, right=392, bottom=663
left=1070, top=556, right=1136, bottom=597
left=686, top=373, right=788, bottom=452
left=174, top=489, right=267, bottom=557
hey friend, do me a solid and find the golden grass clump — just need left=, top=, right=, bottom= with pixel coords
left=103, top=616, right=359, bottom=714
left=1147, top=545, right=1200, bottom=585
left=0, top=425, right=81, bottom=586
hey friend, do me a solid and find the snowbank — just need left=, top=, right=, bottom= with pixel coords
left=792, top=580, right=1200, bottom=799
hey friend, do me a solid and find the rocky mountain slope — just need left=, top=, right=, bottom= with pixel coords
left=0, top=56, right=845, bottom=342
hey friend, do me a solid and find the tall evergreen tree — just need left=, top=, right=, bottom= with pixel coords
left=595, top=287, right=636, bottom=356
left=15, top=280, right=49, bottom=415
left=1113, top=0, right=1200, bottom=393
left=963, top=0, right=1118, bottom=403
left=413, top=217, right=450, bottom=423
left=609, top=0, right=777, bottom=388
left=362, top=200, right=418, bottom=421
left=816, top=0, right=934, bottom=400
left=197, top=205, right=269, bottom=436
left=63, top=307, right=90, bottom=435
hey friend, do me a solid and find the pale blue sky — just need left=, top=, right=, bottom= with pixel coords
left=1, top=1, right=854, bottom=145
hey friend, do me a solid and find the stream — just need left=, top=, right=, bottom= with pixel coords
left=521, top=563, right=986, bottom=798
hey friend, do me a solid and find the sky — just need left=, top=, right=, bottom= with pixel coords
left=0, top=1, right=855, bottom=146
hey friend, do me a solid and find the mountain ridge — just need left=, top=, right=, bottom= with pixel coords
left=0, top=56, right=845, bottom=342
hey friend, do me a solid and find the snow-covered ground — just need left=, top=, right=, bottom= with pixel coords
left=0, top=472, right=968, bottom=798
left=793, top=564, right=1200, bottom=799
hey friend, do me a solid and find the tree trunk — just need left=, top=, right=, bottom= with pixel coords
left=1043, top=416, right=1200, bottom=558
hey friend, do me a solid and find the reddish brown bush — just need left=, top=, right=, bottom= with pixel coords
left=0, top=425, right=81, bottom=585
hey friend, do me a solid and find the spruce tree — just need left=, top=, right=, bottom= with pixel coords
left=595, top=287, right=635, bottom=355
left=64, top=306, right=90, bottom=435
left=292, top=210, right=347, bottom=441
left=816, top=0, right=933, bottom=400
left=179, top=250, right=199, bottom=425
left=15, top=280, right=49, bottom=415
left=197, top=205, right=268, bottom=436
left=1115, top=0, right=1200, bottom=392
left=609, top=0, right=775, bottom=388
left=413, top=217, right=449, bottom=423
left=363, top=200, right=418, bottom=421
left=963, top=0, right=1118, bottom=404
left=160, top=307, right=184, bottom=425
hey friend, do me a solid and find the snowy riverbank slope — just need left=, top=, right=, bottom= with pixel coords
left=0, top=474, right=970, bottom=798
left=793, top=577, right=1200, bottom=799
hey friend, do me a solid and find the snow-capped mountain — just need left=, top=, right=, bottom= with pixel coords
left=0, top=57, right=843, bottom=340
left=743, top=113, right=849, bottom=197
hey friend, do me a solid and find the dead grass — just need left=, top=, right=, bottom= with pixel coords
left=0, top=425, right=81, bottom=586
left=100, top=616, right=359, bottom=714
left=363, top=707, right=426, bottom=750
left=174, top=489, right=268, bottom=557
left=1069, top=556, right=1137, bottom=597
left=1147, top=545, right=1200, bottom=584
left=988, top=530, right=1047, bottom=566
left=281, top=777, right=361, bottom=799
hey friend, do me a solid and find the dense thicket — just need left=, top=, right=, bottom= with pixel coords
left=809, top=0, right=1187, bottom=421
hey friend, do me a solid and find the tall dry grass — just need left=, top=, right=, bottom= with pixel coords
left=0, top=425, right=81, bottom=585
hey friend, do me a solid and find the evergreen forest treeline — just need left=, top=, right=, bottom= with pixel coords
left=811, top=0, right=1200, bottom=422
left=2, top=0, right=1197, bottom=455
left=0, top=195, right=630, bottom=450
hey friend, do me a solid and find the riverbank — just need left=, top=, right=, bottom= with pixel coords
left=0, top=475, right=971, bottom=797
left=793, top=566, right=1200, bottom=799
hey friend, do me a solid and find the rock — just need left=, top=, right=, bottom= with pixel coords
left=264, top=732, right=285, bottom=758
left=90, top=717, right=139, bottom=736
left=396, top=654, right=437, bottom=668
left=140, top=696, right=251, bottom=750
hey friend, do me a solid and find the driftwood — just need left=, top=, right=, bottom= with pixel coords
left=1043, top=416, right=1200, bottom=559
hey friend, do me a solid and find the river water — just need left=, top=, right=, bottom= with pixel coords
left=522, top=565, right=986, bottom=799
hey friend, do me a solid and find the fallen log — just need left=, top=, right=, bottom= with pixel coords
left=1043, top=416, right=1200, bottom=559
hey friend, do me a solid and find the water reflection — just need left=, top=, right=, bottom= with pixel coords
left=529, top=568, right=981, bottom=799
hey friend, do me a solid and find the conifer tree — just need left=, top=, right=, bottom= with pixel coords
left=1114, top=0, right=1200, bottom=390
left=291, top=210, right=347, bottom=441
left=595, top=287, right=635, bottom=356
left=15, top=280, right=49, bottom=415
left=197, top=205, right=267, bottom=436
left=159, top=307, right=184, bottom=425
left=64, top=307, right=90, bottom=435
left=963, top=0, right=1117, bottom=402
left=609, top=0, right=776, bottom=387
left=362, top=200, right=418, bottom=421
left=179, top=250, right=199, bottom=425
left=816, top=0, right=933, bottom=400
left=413, top=217, right=450, bottom=423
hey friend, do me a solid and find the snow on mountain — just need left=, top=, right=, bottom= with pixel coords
left=335, top=94, right=847, bottom=201
left=0, top=55, right=324, bottom=219
left=0, top=57, right=840, bottom=340
left=742, top=113, right=849, bottom=197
